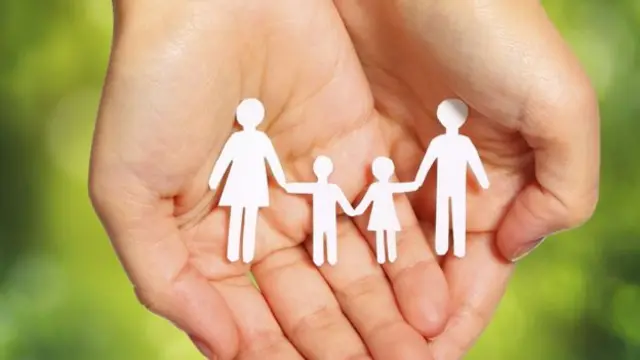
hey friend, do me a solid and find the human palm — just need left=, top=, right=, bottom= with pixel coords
left=92, top=1, right=443, bottom=359
left=328, top=2, right=599, bottom=356
left=187, top=2, right=443, bottom=359
left=91, top=1, right=599, bottom=359
left=336, top=0, right=599, bottom=250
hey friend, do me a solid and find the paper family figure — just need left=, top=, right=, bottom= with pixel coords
left=207, top=97, right=488, bottom=265
left=208, top=98, right=287, bottom=264
left=285, top=156, right=355, bottom=266
left=414, top=98, right=490, bottom=258
left=354, top=157, right=418, bottom=264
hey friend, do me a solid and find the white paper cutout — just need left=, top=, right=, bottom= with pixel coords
left=354, top=157, right=419, bottom=264
left=208, top=98, right=287, bottom=264
left=207, top=97, right=488, bottom=265
left=414, top=99, right=490, bottom=258
left=285, top=156, right=356, bottom=266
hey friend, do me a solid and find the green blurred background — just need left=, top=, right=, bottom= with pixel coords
left=1, top=1, right=638, bottom=359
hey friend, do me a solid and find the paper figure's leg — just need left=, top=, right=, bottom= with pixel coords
left=227, top=206, right=243, bottom=262
left=435, top=193, right=450, bottom=256
left=313, top=229, right=325, bottom=266
left=386, top=231, right=397, bottom=263
left=241, top=206, right=259, bottom=264
left=452, top=193, right=467, bottom=258
left=376, top=231, right=386, bottom=264
left=326, top=228, right=338, bottom=266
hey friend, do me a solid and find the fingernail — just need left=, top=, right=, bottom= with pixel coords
left=191, top=337, right=215, bottom=359
left=510, top=237, right=546, bottom=262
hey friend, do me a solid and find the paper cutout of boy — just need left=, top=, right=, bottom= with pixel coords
left=285, top=156, right=356, bottom=266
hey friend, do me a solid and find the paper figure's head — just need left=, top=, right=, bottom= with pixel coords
left=372, top=156, right=395, bottom=181
left=437, top=98, right=468, bottom=130
left=236, top=98, right=265, bottom=129
left=313, top=155, right=334, bottom=179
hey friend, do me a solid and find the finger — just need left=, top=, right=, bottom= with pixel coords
left=90, top=191, right=239, bottom=359
left=482, top=2, right=599, bottom=260
left=251, top=237, right=370, bottom=359
left=192, top=204, right=305, bottom=360
left=401, top=0, right=600, bottom=261
left=213, top=275, right=304, bottom=360
left=317, top=218, right=434, bottom=360
left=352, top=191, right=450, bottom=338
left=333, top=127, right=450, bottom=337
left=496, top=48, right=599, bottom=261
left=324, top=126, right=450, bottom=338
left=430, top=233, right=514, bottom=359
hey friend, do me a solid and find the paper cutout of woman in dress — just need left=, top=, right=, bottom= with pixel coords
left=208, top=98, right=287, bottom=264
left=354, top=156, right=418, bottom=264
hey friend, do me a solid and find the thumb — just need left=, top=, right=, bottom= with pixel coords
left=495, top=71, right=600, bottom=262
left=89, top=180, right=240, bottom=359
left=484, top=5, right=601, bottom=261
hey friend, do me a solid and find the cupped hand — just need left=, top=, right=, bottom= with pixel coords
left=90, top=1, right=453, bottom=359
left=334, top=0, right=599, bottom=357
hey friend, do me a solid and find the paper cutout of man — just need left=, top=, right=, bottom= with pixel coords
left=415, top=99, right=490, bottom=258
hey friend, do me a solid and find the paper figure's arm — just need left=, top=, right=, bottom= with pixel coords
left=353, top=188, right=374, bottom=215
left=334, top=186, right=356, bottom=216
left=390, top=181, right=419, bottom=193
left=285, top=183, right=315, bottom=194
left=263, top=135, right=287, bottom=187
left=464, top=137, right=490, bottom=189
left=208, top=138, right=235, bottom=190
left=415, top=138, right=439, bottom=186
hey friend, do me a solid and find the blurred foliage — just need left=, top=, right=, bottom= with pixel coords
left=0, top=0, right=638, bottom=359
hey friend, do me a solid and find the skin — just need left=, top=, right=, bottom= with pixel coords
left=89, top=0, right=599, bottom=359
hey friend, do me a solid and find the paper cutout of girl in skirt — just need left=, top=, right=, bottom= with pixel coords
left=354, top=157, right=418, bottom=264
left=208, top=98, right=287, bottom=264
